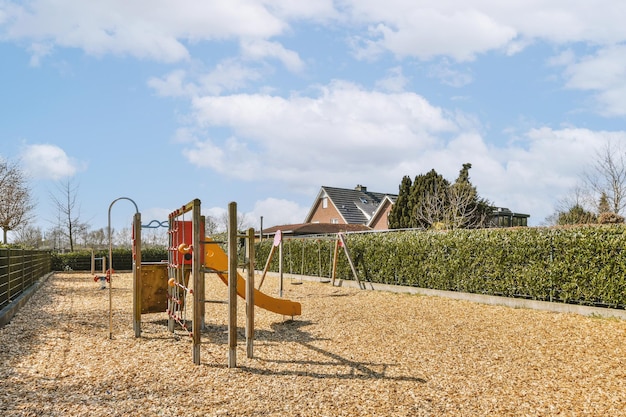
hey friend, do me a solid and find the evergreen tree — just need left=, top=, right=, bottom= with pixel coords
left=449, top=163, right=493, bottom=229
left=388, top=175, right=412, bottom=229
left=598, top=192, right=611, bottom=215
left=410, top=169, right=449, bottom=229
left=557, top=204, right=597, bottom=225
left=389, top=163, right=492, bottom=230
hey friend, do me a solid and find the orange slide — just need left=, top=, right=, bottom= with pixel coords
left=203, top=240, right=301, bottom=316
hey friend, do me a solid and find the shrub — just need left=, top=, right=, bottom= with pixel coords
left=255, top=225, right=626, bottom=308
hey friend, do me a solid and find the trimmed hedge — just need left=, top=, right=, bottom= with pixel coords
left=52, top=248, right=169, bottom=272
left=255, top=225, right=626, bottom=308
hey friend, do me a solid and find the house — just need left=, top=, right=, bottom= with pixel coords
left=261, top=184, right=530, bottom=238
left=304, top=185, right=397, bottom=230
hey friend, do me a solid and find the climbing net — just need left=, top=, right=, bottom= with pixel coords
left=166, top=208, right=195, bottom=337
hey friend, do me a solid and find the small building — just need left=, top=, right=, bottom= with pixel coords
left=489, top=207, right=530, bottom=227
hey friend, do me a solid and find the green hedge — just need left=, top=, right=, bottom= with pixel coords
left=52, top=248, right=169, bottom=272
left=255, top=226, right=626, bottom=308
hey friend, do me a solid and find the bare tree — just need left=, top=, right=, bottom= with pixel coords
left=204, top=214, right=219, bottom=235
left=219, top=212, right=250, bottom=232
left=415, top=184, right=490, bottom=230
left=44, top=225, right=66, bottom=251
left=142, top=228, right=168, bottom=248
left=50, top=179, right=86, bottom=251
left=85, top=228, right=107, bottom=249
left=0, top=159, right=35, bottom=244
left=114, top=227, right=132, bottom=248
left=584, top=141, right=626, bottom=215
left=13, top=225, right=43, bottom=248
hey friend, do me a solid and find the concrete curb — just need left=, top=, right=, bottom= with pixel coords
left=261, top=271, right=626, bottom=320
left=0, top=272, right=54, bottom=328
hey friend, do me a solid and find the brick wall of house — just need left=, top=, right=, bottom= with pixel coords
left=308, top=198, right=346, bottom=224
left=369, top=200, right=392, bottom=230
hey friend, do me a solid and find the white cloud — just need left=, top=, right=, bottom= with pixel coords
left=560, top=45, right=626, bottom=116
left=148, top=60, right=265, bottom=98
left=198, top=59, right=265, bottom=95
left=147, top=70, right=195, bottom=98
left=4, top=1, right=626, bottom=68
left=182, top=81, right=457, bottom=190
left=375, top=66, right=408, bottom=92
left=1, top=0, right=288, bottom=62
left=428, top=60, right=473, bottom=87
left=349, top=5, right=517, bottom=61
left=240, top=39, right=304, bottom=73
left=249, top=197, right=309, bottom=228
left=20, top=144, right=84, bottom=180
left=346, top=1, right=626, bottom=61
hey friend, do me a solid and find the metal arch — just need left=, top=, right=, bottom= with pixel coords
left=108, top=197, right=140, bottom=340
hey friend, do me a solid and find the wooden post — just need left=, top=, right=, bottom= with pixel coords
left=192, top=199, right=201, bottom=365
left=258, top=230, right=281, bottom=290
left=278, top=237, right=284, bottom=298
left=257, top=244, right=277, bottom=290
left=91, top=249, right=95, bottom=275
left=167, top=215, right=175, bottom=334
left=338, top=233, right=362, bottom=289
left=199, top=216, right=206, bottom=330
left=133, top=213, right=142, bottom=337
left=246, top=227, right=255, bottom=359
left=228, top=202, right=238, bottom=368
left=331, top=237, right=339, bottom=286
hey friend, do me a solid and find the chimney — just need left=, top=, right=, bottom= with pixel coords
left=355, top=184, right=367, bottom=192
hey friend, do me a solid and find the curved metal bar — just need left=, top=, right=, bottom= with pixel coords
left=108, top=197, right=139, bottom=340
left=142, top=219, right=168, bottom=229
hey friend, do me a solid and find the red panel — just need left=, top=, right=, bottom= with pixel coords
left=171, top=220, right=205, bottom=265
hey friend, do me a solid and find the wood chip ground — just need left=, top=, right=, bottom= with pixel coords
left=1, top=272, right=625, bottom=416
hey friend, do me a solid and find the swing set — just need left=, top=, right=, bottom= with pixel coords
left=258, top=231, right=363, bottom=291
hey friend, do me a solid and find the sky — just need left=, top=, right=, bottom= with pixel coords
left=2, top=0, right=626, bottom=238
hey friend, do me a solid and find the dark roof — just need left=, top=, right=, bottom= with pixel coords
left=260, top=223, right=370, bottom=236
left=317, top=186, right=397, bottom=224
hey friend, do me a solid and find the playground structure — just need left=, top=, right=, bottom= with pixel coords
left=107, top=197, right=301, bottom=368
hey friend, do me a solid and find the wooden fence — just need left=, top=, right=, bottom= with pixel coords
left=0, top=249, right=52, bottom=311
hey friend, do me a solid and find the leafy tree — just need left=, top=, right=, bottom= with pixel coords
left=0, top=159, right=35, bottom=243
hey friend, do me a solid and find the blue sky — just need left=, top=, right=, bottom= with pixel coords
left=2, top=1, right=626, bottom=237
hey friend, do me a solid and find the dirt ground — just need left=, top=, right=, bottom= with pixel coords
left=1, top=272, right=625, bottom=416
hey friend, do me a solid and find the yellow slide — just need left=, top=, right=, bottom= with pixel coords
left=203, top=240, right=302, bottom=316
